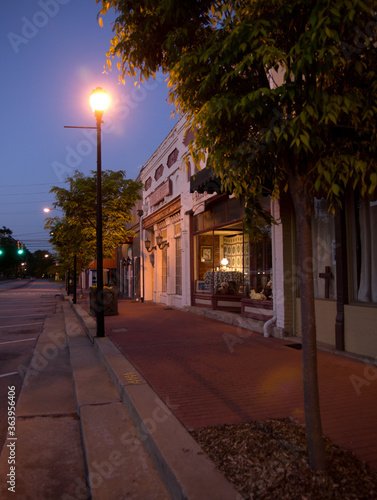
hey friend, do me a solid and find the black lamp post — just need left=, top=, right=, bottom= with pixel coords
left=90, top=87, right=110, bottom=338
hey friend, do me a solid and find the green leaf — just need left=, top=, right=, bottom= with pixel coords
left=300, top=134, right=311, bottom=149
left=324, top=171, right=331, bottom=184
left=331, top=184, right=340, bottom=196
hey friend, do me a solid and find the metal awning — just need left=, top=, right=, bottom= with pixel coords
left=189, top=167, right=222, bottom=194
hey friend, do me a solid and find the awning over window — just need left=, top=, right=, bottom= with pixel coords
left=190, top=167, right=222, bottom=194
left=89, top=258, right=117, bottom=269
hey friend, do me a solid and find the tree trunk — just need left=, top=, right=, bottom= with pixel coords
left=288, top=172, right=326, bottom=470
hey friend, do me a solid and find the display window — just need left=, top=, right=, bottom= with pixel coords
left=175, top=236, right=182, bottom=295
left=351, top=191, right=377, bottom=304
left=192, top=196, right=273, bottom=305
left=194, top=222, right=245, bottom=295
left=311, top=197, right=337, bottom=300
left=245, top=229, right=272, bottom=300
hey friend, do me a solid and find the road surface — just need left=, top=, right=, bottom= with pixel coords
left=0, top=279, right=64, bottom=453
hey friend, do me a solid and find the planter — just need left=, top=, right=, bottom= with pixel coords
left=90, top=287, right=118, bottom=316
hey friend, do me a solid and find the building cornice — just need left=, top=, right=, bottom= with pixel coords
left=143, top=196, right=181, bottom=229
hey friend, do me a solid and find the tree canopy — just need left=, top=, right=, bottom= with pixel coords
left=98, top=0, right=377, bottom=211
left=45, top=170, right=142, bottom=270
left=97, top=0, right=377, bottom=470
left=26, top=250, right=55, bottom=279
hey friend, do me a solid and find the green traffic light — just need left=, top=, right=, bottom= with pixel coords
left=0, top=249, right=3, bottom=255
left=17, top=248, right=24, bottom=255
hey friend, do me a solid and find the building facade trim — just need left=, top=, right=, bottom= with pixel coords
left=149, top=179, right=171, bottom=207
left=144, top=196, right=181, bottom=229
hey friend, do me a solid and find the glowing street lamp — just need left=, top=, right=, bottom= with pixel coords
left=90, top=87, right=110, bottom=115
left=62, top=88, right=110, bottom=336
left=90, top=87, right=110, bottom=338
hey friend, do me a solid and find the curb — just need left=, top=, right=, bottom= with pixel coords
left=64, top=302, right=169, bottom=499
left=70, top=301, right=97, bottom=342
left=69, top=300, right=241, bottom=500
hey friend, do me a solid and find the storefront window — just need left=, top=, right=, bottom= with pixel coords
left=162, top=247, right=168, bottom=293
left=194, top=231, right=213, bottom=292
left=311, top=197, right=336, bottom=300
left=192, top=195, right=273, bottom=304
left=243, top=230, right=273, bottom=299
left=352, top=192, right=377, bottom=303
left=175, top=236, right=182, bottom=295
left=193, top=222, right=244, bottom=295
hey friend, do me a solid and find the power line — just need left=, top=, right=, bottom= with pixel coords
left=0, top=201, right=53, bottom=206
left=0, top=191, right=51, bottom=196
left=18, top=238, right=50, bottom=241
left=0, top=182, right=64, bottom=188
left=0, top=211, right=53, bottom=215
left=13, top=232, right=49, bottom=236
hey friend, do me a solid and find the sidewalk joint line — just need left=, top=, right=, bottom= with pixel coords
left=79, top=400, right=122, bottom=410
left=0, top=371, right=20, bottom=379
left=0, top=322, right=44, bottom=329
left=17, top=412, right=79, bottom=420
left=0, top=338, right=37, bottom=345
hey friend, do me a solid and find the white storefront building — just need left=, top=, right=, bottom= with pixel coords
left=136, top=117, right=285, bottom=337
left=139, top=117, right=195, bottom=309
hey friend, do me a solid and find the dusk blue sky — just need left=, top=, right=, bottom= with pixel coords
left=0, top=1, right=178, bottom=251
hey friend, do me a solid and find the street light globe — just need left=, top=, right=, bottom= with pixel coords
left=90, top=87, right=110, bottom=113
left=43, top=207, right=51, bottom=213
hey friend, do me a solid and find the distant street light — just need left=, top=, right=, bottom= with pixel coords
left=90, top=87, right=110, bottom=338
left=43, top=206, right=77, bottom=304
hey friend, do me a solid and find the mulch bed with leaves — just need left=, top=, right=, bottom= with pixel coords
left=190, top=418, right=377, bottom=499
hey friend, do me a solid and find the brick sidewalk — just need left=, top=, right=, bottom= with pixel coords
left=81, top=297, right=377, bottom=470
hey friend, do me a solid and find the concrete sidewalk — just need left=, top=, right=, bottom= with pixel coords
left=67, top=299, right=240, bottom=499
left=73, top=296, right=377, bottom=474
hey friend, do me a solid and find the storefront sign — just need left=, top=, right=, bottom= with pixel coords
left=149, top=179, right=171, bottom=206
left=144, top=196, right=181, bottom=229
